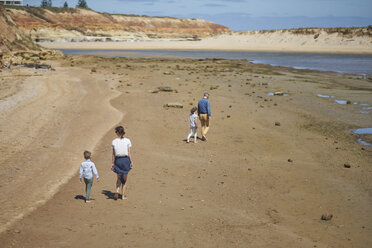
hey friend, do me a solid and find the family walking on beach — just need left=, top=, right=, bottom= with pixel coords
left=79, top=125, right=133, bottom=203
left=78, top=91, right=209, bottom=203
left=186, top=92, right=211, bottom=143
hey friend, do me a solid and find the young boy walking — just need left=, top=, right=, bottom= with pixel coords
left=79, top=150, right=99, bottom=203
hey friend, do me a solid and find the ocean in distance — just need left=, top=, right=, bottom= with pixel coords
left=60, top=49, right=372, bottom=76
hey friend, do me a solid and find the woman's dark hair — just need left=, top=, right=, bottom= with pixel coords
left=115, top=126, right=125, bottom=137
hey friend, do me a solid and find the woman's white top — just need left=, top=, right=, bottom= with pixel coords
left=112, top=137, right=132, bottom=157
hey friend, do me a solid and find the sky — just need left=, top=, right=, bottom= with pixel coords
left=23, top=0, right=372, bottom=31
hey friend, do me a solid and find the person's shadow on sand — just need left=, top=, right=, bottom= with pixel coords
left=102, top=190, right=121, bottom=200
left=183, top=136, right=202, bottom=143
left=74, top=195, right=85, bottom=201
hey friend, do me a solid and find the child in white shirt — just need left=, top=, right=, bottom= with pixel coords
left=79, top=150, right=99, bottom=203
left=187, top=107, right=198, bottom=143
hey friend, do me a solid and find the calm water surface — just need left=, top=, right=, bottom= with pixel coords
left=60, top=49, right=372, bottom=75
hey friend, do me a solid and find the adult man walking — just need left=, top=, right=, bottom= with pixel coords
left=198, top=92, right=211, bottom=141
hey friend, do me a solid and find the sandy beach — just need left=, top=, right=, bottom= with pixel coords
left=40, top=31, right=372, bottom=54
left=0, top=53, right=372, bottom=247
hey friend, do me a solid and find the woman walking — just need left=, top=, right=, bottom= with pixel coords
left=111, top=126, right=133, bottom=200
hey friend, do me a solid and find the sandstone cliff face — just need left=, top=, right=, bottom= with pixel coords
left=5, top=6, right=229, bottom=42
left=0, top=5, right=39, bottom=53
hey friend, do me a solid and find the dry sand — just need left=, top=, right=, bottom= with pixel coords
left=0, top=54, right=371, bottom=247
left=40, top=32, right=372, bottom=54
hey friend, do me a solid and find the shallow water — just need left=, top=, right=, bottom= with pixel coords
left=357, top=139, right=372, bottom=147
left=350, top=128, right=372, bottom=135
left=334, top=100, right=349, bottom=105
left=59, top=49, right=372, bottom=75
left=350, top=128, right=372, bottom=147
left=317, top=94, right=330, bottom=98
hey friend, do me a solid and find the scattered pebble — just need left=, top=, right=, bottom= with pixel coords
left=275, top=122, right=281, bottom=126
left=344, top=163, right=351, bottom=168
left=321, top=213, right=333, bottom=221
left=288, top=159, right=293, bottom=163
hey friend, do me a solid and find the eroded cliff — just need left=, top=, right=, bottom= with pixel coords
left=0, top=5, right=40, bottom=53
left=4, top=6, right=230, bottom=42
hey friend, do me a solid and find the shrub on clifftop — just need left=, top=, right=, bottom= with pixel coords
left=41, top=0, right=52, bottom=7
left=77, top=0, right=88, bottom=8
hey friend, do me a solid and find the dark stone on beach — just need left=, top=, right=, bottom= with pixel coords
left=321, top=213, right=333, bottom=221
left=227, top=115, right=231, bottom=118
left=22, top=63, right=52, bottom=70
left=288, top=159, right=293, bottom=163
left=157, top=86, right=174, bottom=92
left=163, top=102, right=183, bottom=108
left=275, top=122, right=281, bottom=126
left=344, top=163, right=351, bottom=168
left=91, top=68, right=97, bottom=72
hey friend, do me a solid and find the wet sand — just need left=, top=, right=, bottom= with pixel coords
left=0, top=55, right=371, bottom=247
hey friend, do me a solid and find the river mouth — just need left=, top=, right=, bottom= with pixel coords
left=58, top=49, right=372, bottom=76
